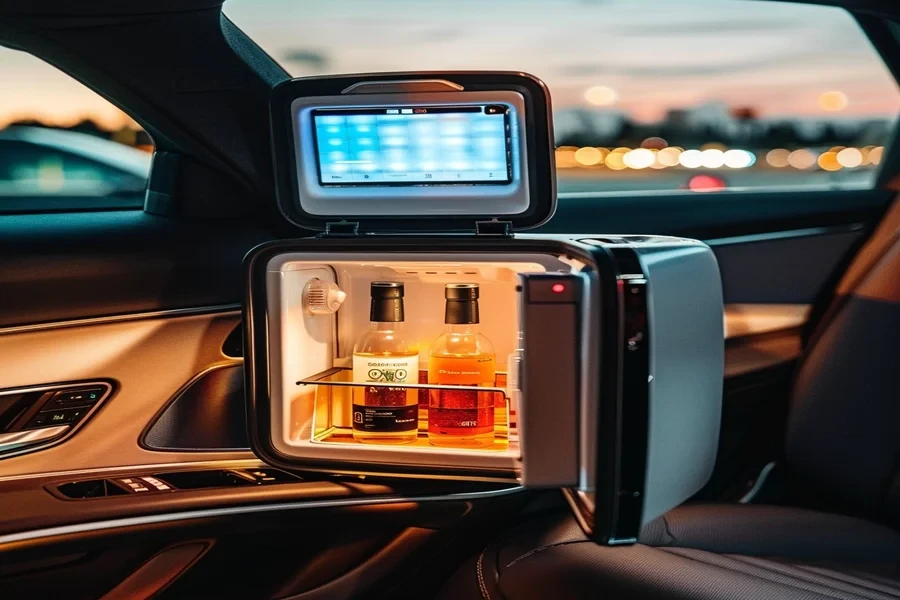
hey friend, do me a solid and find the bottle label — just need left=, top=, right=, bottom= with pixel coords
left=352, top=355, right=418, bottom=432
left=352, top=403, right=418, bottom=432
left=428, top=356, right=495, bottom=437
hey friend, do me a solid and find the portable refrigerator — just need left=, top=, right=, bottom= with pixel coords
left=243, top=72, right=724, bottom=544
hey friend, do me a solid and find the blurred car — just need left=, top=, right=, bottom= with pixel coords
left=0, top=125, right=150, bottom=211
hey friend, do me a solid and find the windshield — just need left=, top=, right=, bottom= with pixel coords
left=228, top=0, right=900, bottom=195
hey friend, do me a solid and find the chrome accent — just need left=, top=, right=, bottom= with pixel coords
left=299, top=369, right=508, bottom=396
left=0, top=304, right=241, bottom=337
left=0, top=426, right=69, bottom=452
left=563, top=488, right=595, bottom=538
left=739, top=461, right=778, bottom=503
left=0, top=458, right=263, bottom=483
left=0, top=485, right=524, bottom=547
left=0, top=381, right=114, bottom=460
left=706, top=224, right=863, bottom=247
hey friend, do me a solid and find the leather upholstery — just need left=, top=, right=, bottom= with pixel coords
left=785, top=201, right=900, bottom=519
left=439, top=509, right=900, bottom=600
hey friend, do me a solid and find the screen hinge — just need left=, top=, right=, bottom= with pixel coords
left=322, top=221, right=360, bottom=237
left=475, top=220, right=513, bottom=237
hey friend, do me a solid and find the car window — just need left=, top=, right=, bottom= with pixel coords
left=226, top=0, right=900, bottom=195
left=0, top=47, right=152, bottom=211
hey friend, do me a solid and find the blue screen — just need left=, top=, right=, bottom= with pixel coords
left=312, top=105, right=511, bottom=186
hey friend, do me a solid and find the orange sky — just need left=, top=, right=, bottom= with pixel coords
left=2, top=0, right=899, bottom=130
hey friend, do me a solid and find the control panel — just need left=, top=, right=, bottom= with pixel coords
left=0, top=382, right=113, bottom=458
left=55, top=468, right=301, bottom=499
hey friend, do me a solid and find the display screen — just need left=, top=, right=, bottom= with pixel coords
left=311, top=105, right=511, bottom=186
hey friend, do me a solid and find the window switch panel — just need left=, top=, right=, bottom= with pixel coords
left=50, top=388, right=104, bottom=407
left=25, top=407, right=87, bottom=429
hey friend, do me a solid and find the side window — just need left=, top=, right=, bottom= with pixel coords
left=0, top=47, right=152, bottom=211
left=228, top=0, right=900, bottom=195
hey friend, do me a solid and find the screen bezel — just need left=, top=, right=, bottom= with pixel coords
left=269, top=72, right=556, bottom=233
left=310, top=105, right=514, bottom=187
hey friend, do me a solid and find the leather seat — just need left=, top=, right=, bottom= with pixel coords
left=439, top=200, right=900, bottom=600
left=440, top=507, right=900, bottom=599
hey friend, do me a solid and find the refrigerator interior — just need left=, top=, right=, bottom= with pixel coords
left=265, top=251, right=579, bottom=473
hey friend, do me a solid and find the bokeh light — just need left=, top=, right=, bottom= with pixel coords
left=555, top=146, right=578, bottom=168
left=574, top=146, right=604, bottom=166
left=766, top=149, right=790, bottom=168
left=837, top=147, right=863, bottom=168
left=870, top=146, right=884, bottom=165
left=605, top=150, right=627, bottom=170
left=641, top=137, right=668, bottom=150
left=688, top=174, right=727, bottom=192
left=624, top=148, right=656, bottom=169
left=679, top=149, right=703, bottom=169
left=788, top=149, right=817, bottom=169
left=723, top=149, right=755, bottom=169
left=584, top=85, right=618, bottom=106
left=700, top=149, right=726, bottom=169
left=657, top=147, right=682, bottom=167
left=818, top=91, right=848, bottom=111
left=817, top=151, right=841, bottom=172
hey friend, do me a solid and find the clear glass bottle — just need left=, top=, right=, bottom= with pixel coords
left=428, top=283, right=496, bottom=448
left=352, top=282, right=419, bottom=444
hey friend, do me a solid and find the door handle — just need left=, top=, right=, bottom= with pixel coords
left=0, top=425, right=69, bottom=452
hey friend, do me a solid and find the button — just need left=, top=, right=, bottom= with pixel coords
left=51, top=388, right=104, bottom=407
left=26, top=407, right=86, bottom=429
left=140, top=477, right=172, bottom=491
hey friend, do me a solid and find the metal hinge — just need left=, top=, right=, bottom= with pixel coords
left=475, top=220, right=513, bottom=236
left=322, top=221, right=360, bottom=237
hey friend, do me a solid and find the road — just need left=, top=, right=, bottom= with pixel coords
left=556, top=168, right=873, bottom=194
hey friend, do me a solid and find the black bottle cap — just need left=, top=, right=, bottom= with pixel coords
left=370, top=281, right=405, bottom=322
left=445, top=283, right=480, bottom=324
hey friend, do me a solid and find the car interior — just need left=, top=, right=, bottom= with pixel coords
left=1, top=0, right=899, bottom=599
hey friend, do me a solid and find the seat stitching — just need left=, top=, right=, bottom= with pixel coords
left=501, top=540, right=593, bottom=572
left=658, top=548, right=869, bottom=600
left=661, top=513, right=677, bottom=545
left=724, top=554, right=890, bottom=600
left=790, top=564, right=900, bottom=598
left=840, top=568, right=900, bottom=590
left=476, top=547, right=492, bottom=600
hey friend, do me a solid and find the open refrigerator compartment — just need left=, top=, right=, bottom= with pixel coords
left=296, top=367, right=514, bottom=453
left=266, top=252, right=575, bottom=472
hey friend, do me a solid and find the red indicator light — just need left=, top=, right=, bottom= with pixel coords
left=552, top=283, right=566, bottom=293
left=688, top=174, right=727, bottom=192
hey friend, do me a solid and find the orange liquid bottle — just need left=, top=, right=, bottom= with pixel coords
left=427, top=284, right=496, bottom=448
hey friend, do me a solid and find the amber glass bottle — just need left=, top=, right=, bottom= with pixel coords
left=427, top=284, right=496, bottom=448
left=352, top=282, right=419, bottom=444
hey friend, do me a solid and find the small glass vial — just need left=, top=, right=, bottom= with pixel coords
left=352, top=282, right=419, bottom=444
left=427, top=283, right=496, bottom=448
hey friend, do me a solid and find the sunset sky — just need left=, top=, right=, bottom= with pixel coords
left=2, top=0, right=899, bottom=130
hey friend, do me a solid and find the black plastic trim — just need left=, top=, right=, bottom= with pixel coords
left=269, top=72, right=556, bottom=233
left=586, top=245, right=651, bottom=544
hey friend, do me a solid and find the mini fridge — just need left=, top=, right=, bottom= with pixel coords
left=242, top=71, right=724, bottom=544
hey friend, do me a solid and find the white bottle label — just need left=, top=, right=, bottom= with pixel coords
left=352, top=355, right=419, bottom=432
left=352, top=355, right=419, bottom=385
